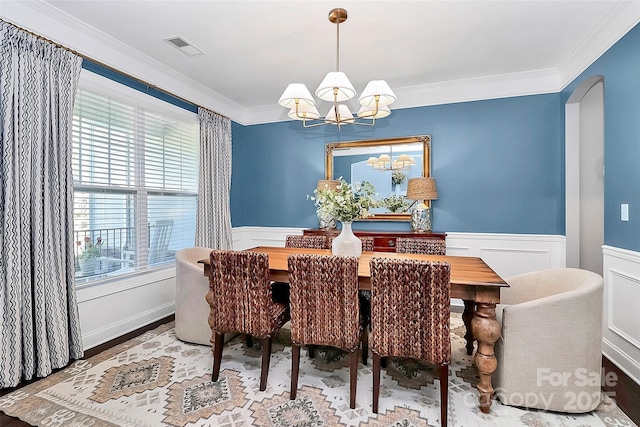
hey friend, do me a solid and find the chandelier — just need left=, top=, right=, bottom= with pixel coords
left=367, top=153, right=416, bottom=171
left=278, top=8, right=396, bottom=129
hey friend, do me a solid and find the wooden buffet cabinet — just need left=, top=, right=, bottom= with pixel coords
left=303, top=229, right=446, bottom=253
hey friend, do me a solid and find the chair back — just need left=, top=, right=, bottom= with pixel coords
left=370, top=257, right=451, bottom=365
left=285, top=235, right=328, bottom=249
left=395, top=237, right=446, bottom=255
left=361, top=236, right=375, bottom=252
left=149, top=219, right=174, bottom=263
left=208, top=250, right=285, bottom=338
left=288, top=254, right=360, bottom=352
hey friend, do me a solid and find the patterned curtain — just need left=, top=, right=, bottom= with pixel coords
left=195, top=108, right=233, bottom=249
left=0, top=21, right=83, bottom=387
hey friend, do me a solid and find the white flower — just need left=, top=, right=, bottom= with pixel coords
left=311, top=178, right=379, bottom=223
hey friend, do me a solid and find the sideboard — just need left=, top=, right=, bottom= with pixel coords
left=303, top=228, right=446, bottom=253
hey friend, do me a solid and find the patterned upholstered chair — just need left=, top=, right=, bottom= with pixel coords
left=288, top=254, right=363, bottom=409
left=395, top=237, right=446, bottom=255
left=369, top=257, right=451, bottom=426
left=285, top=234, right=328, bottom=249
left=360, top=236, right=375, bottom=252
left=206, top=250, right=290, bottom=391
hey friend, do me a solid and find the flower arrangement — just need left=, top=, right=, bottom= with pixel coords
left=310, top=178, right=379, bottom=223
left=391, top=171, right=406, bottom=185
left=77, top=236, right=103, bottom=259
left=382, top=194, right=410, bottom=213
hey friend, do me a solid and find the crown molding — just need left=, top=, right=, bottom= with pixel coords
left=3, top=0, right=639, bottom=126
left=557, top=1, right=640, bottom=90
left=1, top=0, right=247, bottom=123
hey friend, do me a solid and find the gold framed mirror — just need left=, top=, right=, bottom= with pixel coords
left=325, top=135, right=431, bottom=221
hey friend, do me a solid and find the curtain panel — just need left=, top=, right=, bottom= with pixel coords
left=0, top=21, right=83, bottom=387
left=195, top=108, right=233, bottom=250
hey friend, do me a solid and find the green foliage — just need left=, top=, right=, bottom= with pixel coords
left=382, top=194, right=411, bottom=213
left=309, top=178, right=379, bottom=223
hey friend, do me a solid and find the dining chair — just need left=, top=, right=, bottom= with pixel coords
left=360, top=236, right=375, bottom=252
left=206, top=250, right=290, bottom=391
left=270, top=235, right=330, bottom=307
left=288, top=254, right=363, bottom=409
left=395, top=237, right=446, bottom=255
left=285, top=234, right=328, bottom=249
left=369, top=257, right=451, bottom=426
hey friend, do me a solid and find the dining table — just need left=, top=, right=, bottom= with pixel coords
left=200, top=246, right=509, bottom=414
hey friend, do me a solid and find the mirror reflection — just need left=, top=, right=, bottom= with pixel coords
left=326, top=135, right=431, bottom=220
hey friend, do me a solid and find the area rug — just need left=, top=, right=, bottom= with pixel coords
left=0, top=314, right=635, bottom=427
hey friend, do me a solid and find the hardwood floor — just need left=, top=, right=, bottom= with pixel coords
left=2, top=318, right=638, bottom=427
left=0, top=315, right=174, bottom=427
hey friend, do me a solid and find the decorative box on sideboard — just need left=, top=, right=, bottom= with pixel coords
left=303, top=229, right=446, bottom=253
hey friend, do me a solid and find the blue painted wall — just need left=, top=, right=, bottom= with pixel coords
left=231, top=94, right=564, bottom=234
left=561, top=23, right=640, bottom=252
left=232, top=22, right=640, bottom=250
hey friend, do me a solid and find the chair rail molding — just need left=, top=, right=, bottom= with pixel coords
left=602, top=245, right=640, bottom=386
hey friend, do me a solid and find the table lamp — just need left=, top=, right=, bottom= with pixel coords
left=406, top=177, right=438, bottom=232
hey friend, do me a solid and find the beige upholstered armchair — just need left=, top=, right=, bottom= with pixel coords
left=494, top=268, right=604, bottom=413
left=175, top=247, right=214, bottom=345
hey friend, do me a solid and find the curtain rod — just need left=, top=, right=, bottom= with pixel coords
left=2, top=19, right=230, bottom=120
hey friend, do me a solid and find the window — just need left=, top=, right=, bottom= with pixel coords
left=72, top=71, right=199, bottom=284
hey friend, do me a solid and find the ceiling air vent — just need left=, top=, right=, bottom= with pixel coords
left=163, top=35, right=204, bottom=57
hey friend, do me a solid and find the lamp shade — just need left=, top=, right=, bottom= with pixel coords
left=324, top=104, right=355, bottom=124
left=278, top=83, right=315, bottom=108
left=315, top=71, right=356, bottom=102
left=358, top=80, right=397, bottom=107
left=357, top=104, right=391, bottom=119
left=317, top=179, right=341, bottom=192
left=288, top=104, right=320, bottom=120
left=406, top=177, right=438, bottom=200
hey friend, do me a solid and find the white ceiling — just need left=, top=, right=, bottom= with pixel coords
left=7, top=1, right=640, bottom=124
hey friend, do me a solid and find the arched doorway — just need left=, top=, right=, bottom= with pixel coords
left=565, top=76, right=604, bottom=274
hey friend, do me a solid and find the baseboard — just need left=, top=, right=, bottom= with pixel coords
left=81, top=302, right=175, bottom=351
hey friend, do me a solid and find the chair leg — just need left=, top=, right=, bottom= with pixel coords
left=212, top=332, right=224, bottom=382
left=349, top=350, right=358, bottom=409
left=245, top=334, right=253, bottom=348
left=291, top=344, right=301, bottom=400
left=440, top=364, right=449, bottom=427
left=259, top=337, right=272, bottom=391
left=308, top=344, right=315, bottom=358
left=361, top=327, right=369, bottom=365
left=372, top=352, right=381, bottom=413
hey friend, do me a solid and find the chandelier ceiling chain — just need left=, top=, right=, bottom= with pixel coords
left=278, top=8, right=396, bottom=129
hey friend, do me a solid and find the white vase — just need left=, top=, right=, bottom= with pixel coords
left=331, top=221, right=362, bottom=258
left=79, top=257, right=98, bottom=275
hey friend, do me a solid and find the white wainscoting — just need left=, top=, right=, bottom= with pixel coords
left=76, top=227, right=566, bottom=352
left=76, top=268, right=176, bottom=351
left=602, top=245, right=640, bottom=386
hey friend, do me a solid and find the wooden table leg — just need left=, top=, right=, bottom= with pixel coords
left=462, top=300, right=476, bottom=355
left=471, top=303, right=500, bottom=413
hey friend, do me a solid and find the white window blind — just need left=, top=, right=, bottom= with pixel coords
left=72, top=71, right=199, bottom=284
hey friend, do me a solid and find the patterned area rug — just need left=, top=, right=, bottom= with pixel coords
left=0, top=314, right=636, bottom=427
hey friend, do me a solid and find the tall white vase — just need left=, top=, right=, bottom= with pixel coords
left=331, top=221, right=362, bottom=258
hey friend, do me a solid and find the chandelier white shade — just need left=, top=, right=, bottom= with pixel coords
left=315, top=71, right=356, bottom=102
left=278, top=8, right=396, bottom=128
left=278, top=83, right=315, bottom=108
left=367, top=153, right=416, bottom=171
left=359, top=80, right=396, bottom=107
